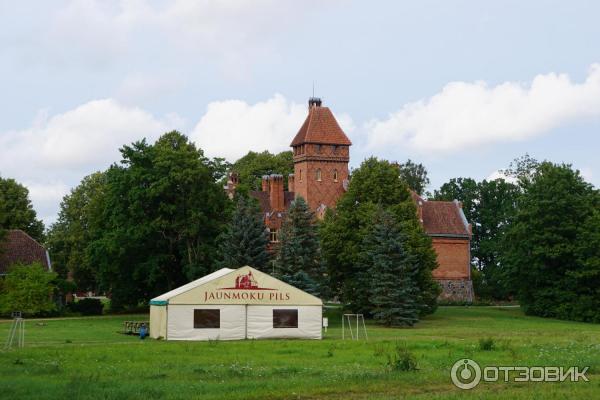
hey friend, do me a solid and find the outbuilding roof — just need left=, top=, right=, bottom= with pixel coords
left=411, top=191, right=471, bottom=238
left=0, top=229, right=51, bottom=274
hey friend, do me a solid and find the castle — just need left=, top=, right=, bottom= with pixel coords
left=225, top=98, right=473, bottom=301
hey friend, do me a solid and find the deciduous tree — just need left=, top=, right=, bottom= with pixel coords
left=0, top=176, right=45, bottom=241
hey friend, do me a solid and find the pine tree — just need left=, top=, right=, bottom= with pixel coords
left=217, top=195, right=271, bottom=270
left=363, top=209, right=421, bottom=327
left=274, top=196, right=325, bottom=297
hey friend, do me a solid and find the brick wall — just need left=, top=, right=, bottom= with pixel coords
left=431, top=237, right=470, bottom=280
left=293, top=143, right=349, bottom=211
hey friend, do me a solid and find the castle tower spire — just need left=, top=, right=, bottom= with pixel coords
left=290, top=98, right=351, bottom=213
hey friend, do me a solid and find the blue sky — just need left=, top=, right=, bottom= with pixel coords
left=1, top=0, right=598, bottom=224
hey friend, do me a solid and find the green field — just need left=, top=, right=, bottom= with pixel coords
left=1, top=307, right=599, bottom=399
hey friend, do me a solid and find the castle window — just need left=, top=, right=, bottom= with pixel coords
left=332, top=145, right=338, bottom=154
left=316, top=169, right=322, bottom=181
left=299, top=169, right=302, bottom=182
left=269, top=228, right=279, bottom=243
left=316, top=144, right=322, bottom=153
left=333, top=169, right=338, bottom=182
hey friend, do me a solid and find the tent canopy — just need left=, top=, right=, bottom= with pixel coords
left=150, top=266, right=322, bottom=306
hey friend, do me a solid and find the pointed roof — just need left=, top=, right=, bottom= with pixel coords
left=290, top=105, right=352, bottom=146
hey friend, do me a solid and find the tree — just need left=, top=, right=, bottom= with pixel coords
left=363, top=209, right=420, bottom=326
left=397, top=159, right=430, bottom=195
left=87, top=131, right=230, bottom=309
left=274, top=197, right=325, bottom=296
left=0, top=263, right=57, bottom=316
left=217, top=195, right=270, bottom=270
left=320, top=157, right=439, bottom=315
left=503, top=162, right=600, bottom=321
left=474, top=179, right=520, bottom=298
left=46, top=172, right=106, bottom=287
left=433, top=177, right=479, bottom=224
left=0, top=176, right=45, bottom=241
left=229, top=150, right=294, bottom=193
left=500, top=153, right=540, bottom=188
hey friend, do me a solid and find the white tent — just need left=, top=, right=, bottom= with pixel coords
left=149, top=266, right=323, bottom=341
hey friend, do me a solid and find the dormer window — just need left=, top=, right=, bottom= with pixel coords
left=316, top=169, right=322, bottom=181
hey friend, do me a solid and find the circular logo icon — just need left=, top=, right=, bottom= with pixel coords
left=451, top=358, right=481, bottom=390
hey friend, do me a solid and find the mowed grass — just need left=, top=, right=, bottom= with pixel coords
left=1, top=307, right=599, bottom=399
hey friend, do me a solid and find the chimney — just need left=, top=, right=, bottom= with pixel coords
left=288, top=173, right=295, bottom=193
left=308, top=97, right=322, bottom=109
left=261, top=175, right=269, bottom=192
left=269, top=174, right=284, bottom=211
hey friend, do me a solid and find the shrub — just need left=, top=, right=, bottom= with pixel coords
left=386, top=344, right=418, bottom=372
left=479, top=337, right=495, bottom=351
left=0, top=263, right=57, bottom=316
left=69, top=298, right=103, bottom=315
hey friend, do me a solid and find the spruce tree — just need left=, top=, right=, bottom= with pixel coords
left=274, top=196, right=325, bottom=297
left=363, top=209, right=420, bottom=327
left=217, top=195, right=270, bottom=270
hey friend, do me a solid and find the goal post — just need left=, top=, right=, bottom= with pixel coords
left=342, top=313, right=368, bottom=340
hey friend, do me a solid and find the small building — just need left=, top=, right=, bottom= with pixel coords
left=411, top=191, right=473, bottom=302
left=149, top=266, right=323, bottom=341
left=0, top=229, right=51, bottom=275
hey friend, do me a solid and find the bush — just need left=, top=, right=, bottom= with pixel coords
left=386, top=343, right=418, bottom=372
left=478, top=337, right=495, bottom=351
left=0, top=263, right=57, bottom=316
left=69, top=298, right=104, bottom=315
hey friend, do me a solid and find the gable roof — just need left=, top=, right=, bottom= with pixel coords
left=0, top=230, right=51, bottom=274
left=410, top=191, right=470, bottom=237
left=290, top=106, right=352, bottom=146
left=150, top=266, right=322, bottom=306
left=421, top=201, right=470, bottom=237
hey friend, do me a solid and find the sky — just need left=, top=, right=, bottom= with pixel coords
left=1, top=0, right=599, bottom=225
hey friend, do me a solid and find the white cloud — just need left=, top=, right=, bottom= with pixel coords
left=41, top=0, right=313, bottom=75
left=0, top=99, right=178, bottom=225
left=485, top=170, right=518, bottom=184
left=190, top=94, right=354, bottom=161
left=366, top=64, right=600, bottom=154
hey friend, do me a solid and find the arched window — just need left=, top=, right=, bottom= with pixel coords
left=333, top=169, right=338, bottom=182
left=316, top=169, right=322, bottom=181
left=299, top=169, right=303, bottom=182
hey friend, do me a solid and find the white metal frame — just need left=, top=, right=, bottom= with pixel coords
left=342, top=313, right=368, bottom=340
left=5, top=315, right=25, bottom=349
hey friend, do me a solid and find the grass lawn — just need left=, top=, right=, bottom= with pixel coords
left=1, top=306, right=599, bottom=399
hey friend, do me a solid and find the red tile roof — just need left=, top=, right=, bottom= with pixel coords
left=0, top=230, right=51, bottom=274
left=421, top=201, right=470, bottom=237
left=290, top=106, right=352, bottom=146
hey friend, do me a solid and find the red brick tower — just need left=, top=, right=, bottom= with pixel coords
left=290, top=98, right=352, bottom=213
